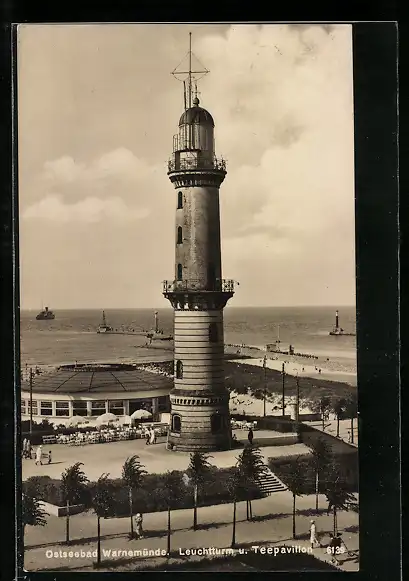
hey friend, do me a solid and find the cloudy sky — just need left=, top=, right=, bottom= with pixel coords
left=18, top=23, right=355, bottom=310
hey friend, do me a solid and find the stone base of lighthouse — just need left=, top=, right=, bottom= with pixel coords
left=167, top=308, right=232, bottom=452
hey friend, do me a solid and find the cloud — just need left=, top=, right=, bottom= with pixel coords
left=23, top=194, right=150, bottom=223
left=18, top=24, right=355, bottom=308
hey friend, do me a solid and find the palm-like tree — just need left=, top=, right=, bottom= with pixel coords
left=22, top=493, right=48, bottom=536
left=324, top=465, right=357, bottom=534
left=332, top=397, right=347, bottom=437
left=92, top=473, right=114, bottom=567
left=308, top=437, right=333, bottom=512
left=315, top=395, right=332, bottom=430
left=61, top=462, right=89, bottom=544
left=236, top=445, right=268, bottom=521
left=122, top=455, right=147, bottom=538
left=344, top=393, right=358, bottom=443
left=186, top=452, right=213, bottom=530
left=284, top=459, right=304, bottom=539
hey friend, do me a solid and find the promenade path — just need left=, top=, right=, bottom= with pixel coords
left=304, top=419, right=359, bottom=447
left=24, top=492, right=359, bottom=572
left=22, top=439, right=310, bottom=481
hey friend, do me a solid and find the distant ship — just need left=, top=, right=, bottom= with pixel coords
left=36, top=306, right=55, bottom=320
left=97, top=310, right=113, bottom=333
left=329, top=310, right=356, bottom=336
left=146, top=311, right=173, bottom=341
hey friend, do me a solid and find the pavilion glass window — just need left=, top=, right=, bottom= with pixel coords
left=91, top=400, right=107, bottom=416
left=27, top=401, right=38, bottom=415
left=40, top=401, right=53, bottom=416
left=56, top=401, right=70, bottom=417
left=158, top=396, right=170, bottom=412
left=108, top=400, right=125, bottom=415
left=21, top=400, right=27, bottom=415
left=72, top=401, right=87, bottom=416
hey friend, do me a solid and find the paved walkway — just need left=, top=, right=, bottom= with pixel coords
left=304, top=419, right=358, bottom=447
left=24, top=492, right=359, bottom=572
left=22, top=439, right=310, bottom=481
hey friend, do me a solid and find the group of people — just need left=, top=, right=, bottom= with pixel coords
left=309, top=519, right=351, bottom=566
left=145, top=427, right=157, bottom=445
left=22, top=440, right=52, bottom=465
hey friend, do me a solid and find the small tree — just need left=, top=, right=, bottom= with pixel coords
left=324, top=465, right=357, bottom=534
left=236, top=445, right=269, bottom=521
left=331, top=397, right=347, bottom=438
left=308, top=437, right=333, bottom=512
left=226, top=466, right=241, bottom=548
left=122, top=455, right=147, bottom=538
left=61, top=462, right=89, bottom=544
left=22, top=493, right=48, bottom=536
left=92, top=473, right=114, bottom=567
left=344, top=393, right=358, bottom=443
left=311, top=396, right=332, bottom=430
left=285, top=459, right=304, bottom=539
left=186, top=452, right=213, bottom=530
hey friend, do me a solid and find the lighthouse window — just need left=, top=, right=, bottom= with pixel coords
left=209, top=322, right=218, bottom=343
left=211, top=413, right=223, bottom=434
left=172, top=414, right=181, bottom=433
left=177, top=191, right=183, bottom=209
left=177, top=226, right=183, bottom=244
left=177, top=264, right=183, bottom=281
left=176, top=360, right=183, bottom=379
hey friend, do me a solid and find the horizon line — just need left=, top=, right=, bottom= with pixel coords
left=20, top=304, right=356, bottom=311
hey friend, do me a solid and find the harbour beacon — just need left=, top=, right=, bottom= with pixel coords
left=163, top=34, right=235, bottom=451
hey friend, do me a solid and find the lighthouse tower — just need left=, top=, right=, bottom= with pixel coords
left=163, top=34, right=235, bottom=452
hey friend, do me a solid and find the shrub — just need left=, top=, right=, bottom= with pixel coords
left=22, top=466, right=264, bottom=514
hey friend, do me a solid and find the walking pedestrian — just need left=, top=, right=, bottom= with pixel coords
left=149, top=428, right=156, bottom=445
left=35, top=445, right=43, bottom=465
left=134, top=513, right=144, bottom=538
left=310, top=520, right=321, bottom=548
left=22, top=438, right=27, bottom=459
left=48, top=450, right=52, bottom=464
left=347, top=430, right=352, bottom=443
left=248, top=428, right=254, bottom=446
left=27, top=440, right=32, bottom=459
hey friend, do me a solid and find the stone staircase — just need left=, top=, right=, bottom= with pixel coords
left=255, top=467, right=288, bottom=495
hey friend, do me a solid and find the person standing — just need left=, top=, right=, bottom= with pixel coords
left=134, top=513, right=144, bottom=538
left=27, top=440, right=32, bottom=459
left=310, top=520, right=320, bottom=548
left=248, top=428, right=254, bottom=446
left=35, top=445, right=43, bottom=466
left=22, top=438, right=27, bottom=459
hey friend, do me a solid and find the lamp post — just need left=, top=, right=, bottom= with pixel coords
left=295, top=374, right=300, bottom=424
left=281, top=362, right=286, bottom=417
left=263, top=355, right=267, bottom=418
left=29, top=367, right=34, bottom=439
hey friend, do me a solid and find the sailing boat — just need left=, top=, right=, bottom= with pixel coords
left=97, top=311, right=113, bottom=333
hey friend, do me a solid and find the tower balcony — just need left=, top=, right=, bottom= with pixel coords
left=163, top=279, right=234, bottom=294
left=162, top=279, right=235, bottom=310
left=168, top=154, right=226, bottom=174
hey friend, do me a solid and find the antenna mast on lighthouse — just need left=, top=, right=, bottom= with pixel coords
left=171, top=32, right=209, bottom=115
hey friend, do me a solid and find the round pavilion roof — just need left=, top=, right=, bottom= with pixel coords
left=21, top=363, right=173, bottom=395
